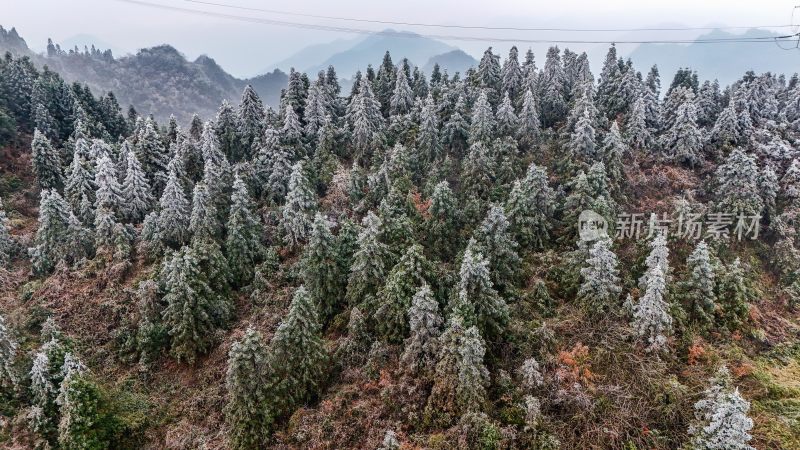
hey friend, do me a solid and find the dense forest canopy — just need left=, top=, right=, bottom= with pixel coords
left=0, top=29, right=799, bottom=449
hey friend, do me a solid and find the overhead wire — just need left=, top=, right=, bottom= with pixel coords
left=115, top=0, right=800, bottom=45
left=183, top=0, right=797, bottom=33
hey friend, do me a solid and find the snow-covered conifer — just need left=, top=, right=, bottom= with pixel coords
left=31, top=129, right=64, bottom=191
left=455, top=240, right=509, bottom=340
left=346, top=212, right=391, bottom=306
left=225, top=327, right=274, bottom=449
left=400, top=284, right=442, bottom=377
left=714, top=148, right=763, bottom=216
left=501, top=46, right=523, bottom=102
left=157, top=164, right=190, bottom=248
left=632, top=266, right=673, bottom=352
left=281, top=162, right=316, bottom=248
left=0, top=313, right=17, bottom=389
left=662, top=98, right=703, bottom=167
left=472, top=205, right=520, bottom=292
left=390, top=65, right=414, bottom=117
left=121, top=147, right=153, bottom=223
left=495, top=92, right=518, bottom=137
left=226, top=174, right=264, bottom=286
left=469, top=91, right=495, bottom=145
left=601, top=120, right=627, bottom=186
left=505, top=163, right=555, bottom=249
left=375, top=244, right=433, bottom=343
left=570, top=109, right=597, bottom=161
left=578, top=237, right=622, bottom=314
left=626, top=97, right=652, bottom=150
left=690, top=367, right=754, bottom=450
left=0, top=198, right=14, bottom=266
left=684, top=241, right=717, bottom=327
left=518, top=89, right=541, bottom=148
left=237, top=85, right=266, bottom=161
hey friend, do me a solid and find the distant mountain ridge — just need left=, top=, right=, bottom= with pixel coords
left=629, top=28, right=799, bottom=86
left=423, top=49, right=478, bottom=76
left=0, top=26, right=287, bottom=124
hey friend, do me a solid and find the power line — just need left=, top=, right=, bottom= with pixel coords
left=116, top=0, right=800, bottom=45
left=184, top=0, right=796, bottom=33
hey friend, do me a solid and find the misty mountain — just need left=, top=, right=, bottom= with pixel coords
left=306, top=30, right=457, bottom=76
left=0, top=26, right=287, bottom=124
left=423, top=49, right=478, bottom=76
left=261, top=36, right=364, bottom=76
left=629, top=28, right=799, bottom=87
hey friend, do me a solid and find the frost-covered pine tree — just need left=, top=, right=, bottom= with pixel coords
left=782, top=158, right=800, bottom=204
left=0, top=198, right=14, bottom=266
left=690, top=367, right=754, bottom=450
left=346, top=211, right=391, bottom=306
left=189, top=181, right=220, bottom=240
left=709, top=103, right=742, bottom=147
left=570, top=109, right=597, bottom=161
left=0, top=313, right=17, bottom=389
left=350, top=78, right=385, bottom=164
left=281, top=162, right=316, bottom=249
left=638, top=232, right=670, bottom=291
left=505, top=163, right=555, bottom=249
left=684, top=241, right=717, bottom=327
left=390, top=65, right=414, bottom=117
left=29, top=190, right=86, bottom=274
left=31, top=129, right=64, bottom=192
left=281, top=104, right=302, bottom=145
left=626, top=97, right=653, bottom=150
left=539, top=46, right=568, bottom=126
left=495, top=92, right=518, bottom=137
left=632, top=266, right=673, bottom=352
left=469, top=90, right=495, bottom=145
left=578, top=237, right=622, bottom=314
left=161, top=245, right=230, bottom=363
left=718, top=258, right=751, bottom=330
left=442, top=95, right=470, bottom=156
left=226, top=174, right=264, bottom=287
left=662, top=98, right=703, bottom=167
left=267, top=140, right=294, bottom=204
left=156, top=164, right=190, bottom=248
left=200, top=122, right=233, bottom=216
left=714, top=148, right=764, bottom=216
left=268, top=285, right=327, bottom=405
left=121, top=147, right=153, bottom=223
left=502, top=46, right=524, bottom=102
left=476, top=47, right=501, bottom=101
left=400, top=283, right=442, bottom=377
left=425, top=316, right=489, bottom=424
left=136, top=117, right=170, bottom=195
left=237, top=85, right=266, bottom=162
left=759, top=165, right=779, bottom=220
left=472, top=205, right=521, bottom=293
left=300, top=213, right=344, bottom=321
left=518, top=89, right=542, bottom=148
left=416, top=93, right=441, bottom=165
left=455, top=240, right=509, bottom=340
left=518, top=357, right=544, bottom=391
left=225, top=327, right=274, bottom=449
left=426, top=181, right=461, bottom=259
left=601, top=120, right=628, bottom=186
left=93, top=153, right=122, bottom=215
left=375, top=244, right=432, bottom=343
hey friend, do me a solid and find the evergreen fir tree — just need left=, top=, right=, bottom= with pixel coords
left=578, top=237, right=622, bottom=314
left=472, top=205, right=521, bottom=293
left=153, top=158, right=188, bottom=246
left=161, top=245, right=231, bottom=363
left=632, top=266, right=673, bottom=352
left=281, top=162, right=316, bottom=249
left=226, top=174, right=264, bottom=287
left=442, top=95, right=470, bottom=156
left=300, top=213, right=344, bottom=321
left=601, top=120, right=627, bottom=187
left=714, top=148, right=763, bottom=216
left=31, top=129, right=64, bottom=191
left=29, top=190, right=87, bottom=274
left=518, top=89, right=541, bottom=149
left=0, top=197, right=14, bottom=266
left=570, top=109, right=597, bottom=161
left=390, top=65, right=414, bottom=117
left=495, top=92, right=518, bottom=137
left=136, top=117, right=169, bottom=195
left=237, top=85, right=266, bottom=162
left=225, top=327, right=274, bottom=449
left=505, top=163, right=555, bottom=250
left=93, top=153, right=122, bottom=215
left=426, top=181, right=461, bottom=259
left=683, top=241, right=717, bottom=327
left=469, top=90, right=495, bottom=145
left=121, top=147, right=153, bottom=223
left=268, top=285, right=327, bottom=405
left=539, top=46, right=568, bottom=126
left=662, top=99, right=703, bottom=167
left=57, top=371, right=113, bottom=449
left=400, top=284, right=442, bottom=377
left=64, top=138, right=95, bottom=225
left=416, top=93, right=441, bottom=166
left=346, top=212, right=391, bottom=306
left=350, top=78, right=385, bottom=164
left=215, top=99, right=241, bottom=162
left=717, top=258, right=751, bottom=331
left=690, top=367, right=754, bottom=450
left=375, top=244, right=433, bottom=343
left=0, top=312, right=17, bottom=389
left=626, top=97, right=653, bottom=150
left=501, top=46, right=523, bottom=102
left=425, top=317, right=489, bottom=425
left=455, top=240, right=509, bottom=340
left=476, top=47, right=501, bottom=103
left=189, top=181, right=220, bottom=241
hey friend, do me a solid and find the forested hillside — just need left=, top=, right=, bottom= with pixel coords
left=1, top=38, right=800, bottom=450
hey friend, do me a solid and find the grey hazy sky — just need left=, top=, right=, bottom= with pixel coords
left=3, top=0, right=797, bottom=77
